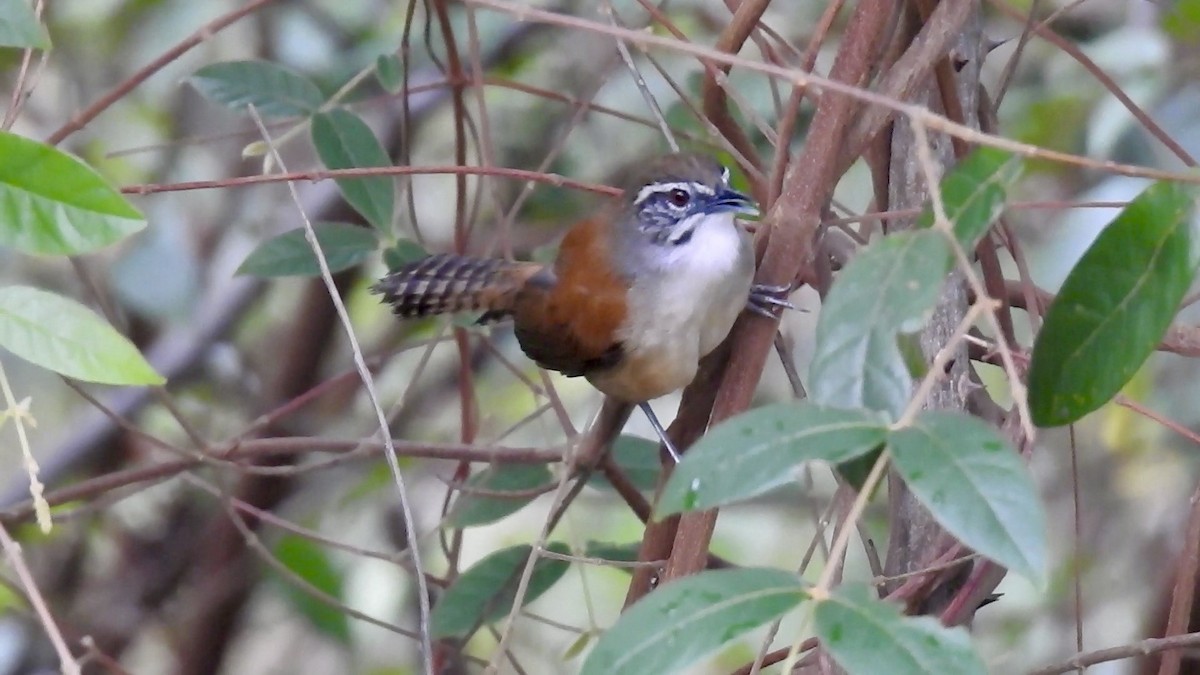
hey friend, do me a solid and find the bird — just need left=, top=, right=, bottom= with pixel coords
left=372, top=152, right=790, bottom=461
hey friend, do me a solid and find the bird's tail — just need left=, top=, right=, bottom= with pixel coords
left=372, top=254, right=541, bottom=320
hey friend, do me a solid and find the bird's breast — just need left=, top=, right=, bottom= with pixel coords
left=595, top=214, right=753, bottom=401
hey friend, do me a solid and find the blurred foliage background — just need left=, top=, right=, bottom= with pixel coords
left=2, top=0, right=1200, bottom=673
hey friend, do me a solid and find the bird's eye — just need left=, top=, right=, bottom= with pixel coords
left=668, top=188, right=690, bottom=207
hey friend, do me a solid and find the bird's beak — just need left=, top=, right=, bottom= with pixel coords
left=712, top=189, right=758, bottom=217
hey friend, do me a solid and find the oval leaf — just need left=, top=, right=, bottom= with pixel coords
left=376, top=54, right=404, bottom=93
left=445, top=463, right=554, bottom=528
left=657, top=403, right=888, bottom=517
left=580, top=568, right=808, bottom=675
left=189, top=60, right=324, bottom=118
left=0, top=131, right=145, bottom=256
left=587, top=435, right=663, bottom=492
left=1029, top=181, right=1199, bottom=426
left=0, top=286, right=163, bottom=385
left=311, top=109, right=395, bottom=231
left=271, top=534, right=350, bottom=644
left=809, top=231, right=952, bottom=419
left=816, top=585, right=986, bottom=675
left=430, top=542, right=571, bottom=639
left=918, top=147, right=1023, bottom=250
left=889, top=411, right=1045, bottom=583
left=0, top=0, right=50, bottom=49
left=236, top=222, right=378, bottom=277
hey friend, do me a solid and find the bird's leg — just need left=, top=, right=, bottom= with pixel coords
left=746, top=282, right=796, bottom=318
left=638, top=401, right=682, bottom=463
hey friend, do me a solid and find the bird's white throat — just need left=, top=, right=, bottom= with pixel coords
left=627, top=212, right=754, bottom=357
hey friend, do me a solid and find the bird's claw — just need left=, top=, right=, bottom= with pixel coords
left=747, top=282, right=796, bottom=318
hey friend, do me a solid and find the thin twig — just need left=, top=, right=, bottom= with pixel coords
left=1158, top=479, right=1200, bottom=675
left=2, top=0, right=47, bottom=130
left=911, top=119, right=1035, bottom=440
left=1069, top=424, right=1085, bottom=669
left=0, top=362, right=49, bottom=531
left=247, top=107, right=434, bottom=674
left=46, top=0, right=280, bottom=145
left=604, top=3, right=679, bottom=151
left=483, top=444, right=577, bottom=673
left=1030, top=631, right=1200, bottom=675
left=0, top=522, right=80, bottom=674
left=467, top=0, right=1200, bottom=185
left=122, top=164, right=621, bottom=196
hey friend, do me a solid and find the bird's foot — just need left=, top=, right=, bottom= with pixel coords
left=747, top=282, right=796, bottom=318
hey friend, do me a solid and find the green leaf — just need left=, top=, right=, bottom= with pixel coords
left=836, top=449, right=883, bottom=492
left=1164, top=0, right=1200, bottom=39
left=271, top=534, right=350, bottom=644
left=917, top=147, right=1023, bottom=251
left=889, top=411, right=1045, bottom=583
left=0, top=0, right=49, bottom=49
left=815, top=585, right=986, bottom=675
left=0, top=131, right=144, bottom=256
left=580, top=568, right=808, bottom=675
left=587, top=435, right=663, bottom=492
left=564, top=632, right=594, bottom=660
left=430, top=542, right=571, bottom=639
left=445, top=463, right=554, bottom=528
left=0, top=286, right=164, bottom=385
left=814, top=327, right=914, bottom=420
left=188, top=60, right=324, bottom=118
left=657, top=403, right=888, bottom=517
left=236, top=222, right=378, bottom=277
left=375, top=54, right=404, bottom=93
left=382, top=239, right=428, bottom=271
left=582, top=541, right=642, bottom=566
left=809, top=230, right=952, bottom=418
left=311, top=109, right=395, bottom=231
left=1029, top=181, right=1199, bottom=426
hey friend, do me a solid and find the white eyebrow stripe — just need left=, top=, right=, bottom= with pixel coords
left=633, top=181, right=714, bottom=206
left=720, top=165, right=730, bottom=184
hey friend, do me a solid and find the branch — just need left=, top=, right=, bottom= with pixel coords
left=1029, top=632, right=1200, bottom=675
left=661, top=0, right=898, bottom=583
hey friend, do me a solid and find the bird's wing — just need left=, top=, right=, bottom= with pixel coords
left=511, top=218, right=628, bottom=378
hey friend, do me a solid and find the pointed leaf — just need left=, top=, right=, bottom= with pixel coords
left=376, top=54, right=404, bottom=93
left=816, top=585, right=986, bottom=675
left=430, top=542, right=571, bottom=639
left=236, top=222, right=378, bottom=277
left=657, top=403, right=888, bottom=516
left=445, top=463, right=554, bottom=528
left=918, top=147, right=1023, bottom=250
left=809, top=230, right=952, bottom=419
left=889, top=411, right=1045, bottom=583
left=0, top=131, right=144, bottom=256
left=0, top=286, right=163, bottom=385
left=189, top=60, right=324, bottom=118
left=581, top=568, right=807, bottom=675
left=383, top=239, right=428, bottom=271
left=0, top=0, right=49, bottom=49
left=587, top=435, right=663, bottom=492
left=1029, top=181, right=1199, bottom=426
left=271, top=534, right=350, bottom=644
left=311, top=109, right=395, bottom=230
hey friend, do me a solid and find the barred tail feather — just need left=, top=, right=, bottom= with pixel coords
left=372, top=254, right=538, bottom=320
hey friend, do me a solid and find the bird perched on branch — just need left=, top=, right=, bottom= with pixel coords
left=373, top=152, right=789, bottom=460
